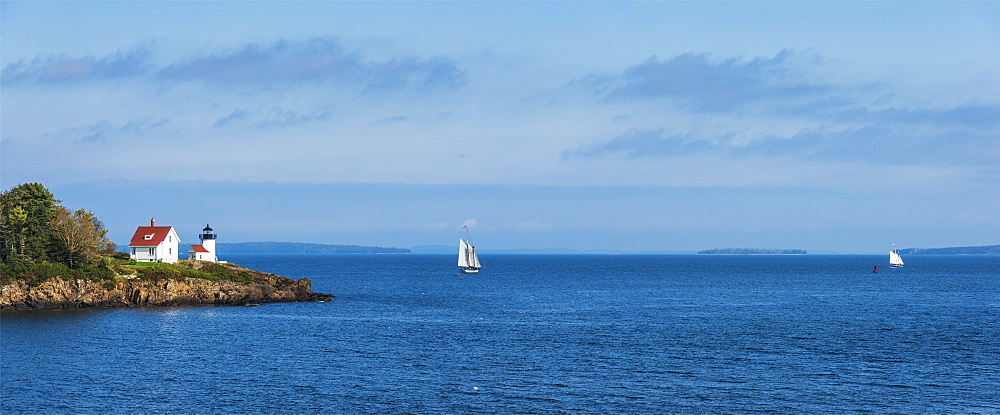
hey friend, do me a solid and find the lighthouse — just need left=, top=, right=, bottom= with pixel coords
left=188, top=224, right=218, bottom=262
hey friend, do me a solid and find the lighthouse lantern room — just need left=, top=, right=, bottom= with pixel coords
left=188, top=224, right=218, bottom=262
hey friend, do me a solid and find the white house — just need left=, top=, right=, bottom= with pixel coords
left=187, top=224, right=218, bottom=262
left=128, top=219, right=181, bottom=263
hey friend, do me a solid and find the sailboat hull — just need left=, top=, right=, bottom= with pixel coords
left=460, top=268, right=480, bottom=274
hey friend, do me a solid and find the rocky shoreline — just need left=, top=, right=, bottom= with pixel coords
left=0, top=264, right=333, bottom=311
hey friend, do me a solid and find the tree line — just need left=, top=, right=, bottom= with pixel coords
left=1, top=183, right=116, bottom=282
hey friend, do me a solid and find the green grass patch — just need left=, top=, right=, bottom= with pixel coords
left=126, top=262, right=162, bottom=268
left=126, top=261, right=258, bottom=283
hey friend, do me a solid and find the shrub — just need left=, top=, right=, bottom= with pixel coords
left=83, top=263, right=116, bottom=281
left=110, top=256, right=137, bottom=266
left=25, top=261, right=71, bottom=286
left=199, top=263, right=256, bottom=283
left=109, top=251, right=131, bottom=260
left=0, top=262, right=30, bottom=285
left=134, top=263, right=212, bottom=282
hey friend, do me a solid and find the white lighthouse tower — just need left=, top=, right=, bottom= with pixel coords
left=188, top=224, right=218, bottom=262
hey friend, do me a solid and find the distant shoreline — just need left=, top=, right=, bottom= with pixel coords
left=111, top=242, right=999, bottom=256
left=698, top=248, right=807, bottom=255
left=896, top=245, right=1000, bottom=256
left=119, top=241, right=411, bottom=255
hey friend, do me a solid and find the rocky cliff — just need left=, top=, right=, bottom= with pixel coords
left=0, top=263, right=333, bottom=310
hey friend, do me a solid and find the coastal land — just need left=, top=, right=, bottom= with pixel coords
left=0, top=183, right=335, bottom=311
left=896, top=244, right=1000, bottom=255
left=1, top=260, right=332, bottom=311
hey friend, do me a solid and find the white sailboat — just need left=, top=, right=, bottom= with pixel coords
left=889, top=248, right=904, bottom=268
left=458, top=227, right=481, bottom=274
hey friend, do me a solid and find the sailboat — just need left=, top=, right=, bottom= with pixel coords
left=458, top=227, right=481, bottom=274
left=889, top=248, right=904, bottom=268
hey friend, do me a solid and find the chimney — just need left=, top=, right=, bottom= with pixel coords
left=151, top=218, right=156, bottom=227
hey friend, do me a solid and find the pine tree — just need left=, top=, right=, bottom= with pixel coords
left=0, top=183, right=59, bottom=264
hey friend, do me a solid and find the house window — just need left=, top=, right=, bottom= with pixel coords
left=169, top=236, right=172, bottom=242
left=169, top=248, right=172, bottom=255
left=131, top=248, right=135, bottom=255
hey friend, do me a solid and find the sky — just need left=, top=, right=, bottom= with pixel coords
left=2, top=1, right=999, bottom=253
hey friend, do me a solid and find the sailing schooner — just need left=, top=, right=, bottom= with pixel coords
left=889, top=247, right=904, bottom=268
left=458, top=227, right=481, bottom=274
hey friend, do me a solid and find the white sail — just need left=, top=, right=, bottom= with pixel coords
left=469, top=244, right=480, bottom=268
left=889, top=250, right=904, bottom=266
left=458, top=227, right=482, bottom=273
left=458, top=239, right=471, bottom=267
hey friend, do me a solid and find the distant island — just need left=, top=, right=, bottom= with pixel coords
left=698, top=248, right=807, bottom=255
left=202, top=242, right=411, bottom=254
left=897, top=244, right=1000, bottom=255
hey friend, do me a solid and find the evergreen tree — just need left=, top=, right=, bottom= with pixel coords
left=0, top=183, right=59, bottom=263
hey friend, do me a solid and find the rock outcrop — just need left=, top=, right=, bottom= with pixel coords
left=0, top=263, right=332, bottom=310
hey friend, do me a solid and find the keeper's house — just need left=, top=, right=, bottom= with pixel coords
left=128, top=219, right=181, bottom=263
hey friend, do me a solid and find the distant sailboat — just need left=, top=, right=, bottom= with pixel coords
left=458, top=227, right=481, bottom=274
left=889, top=248, right=904, bottom=268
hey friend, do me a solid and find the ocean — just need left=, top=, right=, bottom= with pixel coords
left=2, top=254, right=998, bottom=414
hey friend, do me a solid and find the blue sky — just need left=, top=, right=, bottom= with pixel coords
left=2, top=1, right=998, bottom=253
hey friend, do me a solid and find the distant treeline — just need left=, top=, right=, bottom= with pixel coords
left=202, top=242, right=411, bottom=254
left=698, top=248, right=807, bottom=255
left=897, top=245, right=1000, bottom=255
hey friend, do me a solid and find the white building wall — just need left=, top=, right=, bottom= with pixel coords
left=132, top=246, right=157, bottom=262
left=130, top=228, right=180, bottom=263
left=202, top=238, right=217, bottom=262
left=162, top=231, right=180, bottom=263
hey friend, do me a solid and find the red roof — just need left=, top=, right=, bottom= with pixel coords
left=128, top=226, right=175, bottom=247
left=190, top=245, right=210, bottom=253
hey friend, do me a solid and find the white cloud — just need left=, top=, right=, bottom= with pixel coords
left=458, top=219, right=478, bottom=230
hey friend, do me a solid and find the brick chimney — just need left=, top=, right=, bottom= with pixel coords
left=151, top=218, right=156, bottom=227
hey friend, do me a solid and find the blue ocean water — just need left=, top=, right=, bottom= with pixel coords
left=2, top=254, right=999, bottom=414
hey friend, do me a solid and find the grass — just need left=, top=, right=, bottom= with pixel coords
left=117, top=260, right=258, bottom=283
left=125, top=262, right=162, bottom=268
left=3, top=257, right=259, bottom=287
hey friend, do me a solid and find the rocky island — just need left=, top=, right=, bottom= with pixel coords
left=1, top=260, right=332, bottom=311
left=1, top=183, right=332, bottom=311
